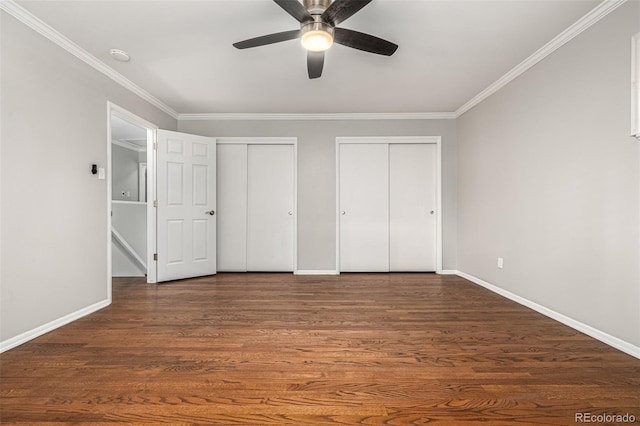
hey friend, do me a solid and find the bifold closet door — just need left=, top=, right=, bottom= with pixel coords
left=339, top=143, right=389, bottom=272
left=389, top=144, right=437, bottom=271
left=247, top=144, right=295, bottom=271
left=216, top=144, right=247, bottom=271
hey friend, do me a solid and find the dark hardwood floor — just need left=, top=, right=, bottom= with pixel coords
left=1, top=273, right=639, bottom=425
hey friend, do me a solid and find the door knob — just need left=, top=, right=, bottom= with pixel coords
left=206, top=210, right=215, bottom=216
left=340, top=211, right=346, bottom=215
left=288, top=211, right=293, bottom=215
left=429, top=210, right=435, bottom=215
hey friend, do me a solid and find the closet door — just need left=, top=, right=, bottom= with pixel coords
left=339, top=143, right=389, bottom=272
left=389, top=144, right=437, bottom=271
left=216, top=144, right=247, bottom=271
left=247, top=145, right=295, bottom=271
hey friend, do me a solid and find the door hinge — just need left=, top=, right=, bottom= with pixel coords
left=153, top=200, right=158, bottom=208
left=153, top=142, right=157, bottom=150
left=153, top=253, right=158, bottom=261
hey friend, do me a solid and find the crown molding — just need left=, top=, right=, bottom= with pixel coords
left=178, top=112, right=457, bottom=121
left=2, top=0, right=626, bottom=121
left=0, top=0, right=179, bottom=120
left=455, top=0, right=628, bottom=118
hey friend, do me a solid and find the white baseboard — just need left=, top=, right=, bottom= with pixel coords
left=0, top=299, right=111, bottom=353
left=455, top=270, right=640, bottom=360
left=296, top=270, right=459, bottom=275
left=294, top=270, right=340, bottom=275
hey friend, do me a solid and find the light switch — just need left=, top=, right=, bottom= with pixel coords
left=98, top=168, right=105, bottom=180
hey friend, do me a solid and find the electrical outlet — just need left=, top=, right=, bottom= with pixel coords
left=497, top=257, right=504, bottom=269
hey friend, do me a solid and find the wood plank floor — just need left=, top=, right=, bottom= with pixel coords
left=1, top=273, right=639, bottom=425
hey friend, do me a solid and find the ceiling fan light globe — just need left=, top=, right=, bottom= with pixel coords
left=301, top=30, right=334, bottom=52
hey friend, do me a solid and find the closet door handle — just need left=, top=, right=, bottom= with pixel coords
left=206, top=210, right=215, bottom=216
left=288, top=211, right=293, bottom=216
left=340, top=211, right=346, bottom=215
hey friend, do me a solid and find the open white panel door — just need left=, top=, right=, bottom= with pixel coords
left=156, top=130, right=216, bottom=282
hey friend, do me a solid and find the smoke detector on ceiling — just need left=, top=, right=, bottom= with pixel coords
left=109, top=49, right=130, bottom=62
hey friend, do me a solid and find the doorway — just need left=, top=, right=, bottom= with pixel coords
left=108, top=104, right=222, bottom=288
left=107, top=103, right=158, bottom=287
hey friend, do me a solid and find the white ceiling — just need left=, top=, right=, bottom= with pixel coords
left=17, top=0, right=600, bottom=114
left=111, top=115, right=147, bottom=148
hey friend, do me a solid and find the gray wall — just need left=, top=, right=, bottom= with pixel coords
left=1, top=12, right=177, bottom=343
left=178, top=119, right=458, bottom=271
left=457, top=2, right=640, bottom=346
left=111, top=144, right=141, bottom=201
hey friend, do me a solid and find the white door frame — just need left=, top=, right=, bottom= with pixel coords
left=107, top=102, right=159, bottom=290
left=216, top=137, right=298, bottom=273
left=632, top=32, right=640, bottom=138
left=335, top=136, right=443, bottom=274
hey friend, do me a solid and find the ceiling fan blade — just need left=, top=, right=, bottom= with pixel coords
left=307, top=51, right=324, bottom=79
left=334, top=28, right=398, bottom=56
left=321, top=0, right=372, bottom=26
left=233, top=29, right=301, bottom=49
left=273, top=0, right=313, bottom=23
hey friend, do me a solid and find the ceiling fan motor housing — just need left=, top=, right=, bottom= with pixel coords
left=301, top=0, right=334, bottom=50
left=303, top=0, right=332, bottom=15
left=301, top=18, right=334, bottom=36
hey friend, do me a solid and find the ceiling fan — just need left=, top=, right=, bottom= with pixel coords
left=233, top=0, right=398, bottom=79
